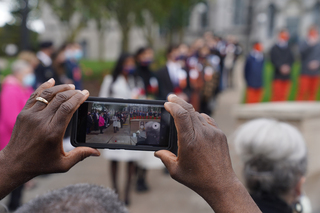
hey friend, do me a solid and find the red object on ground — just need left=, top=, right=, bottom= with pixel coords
left=246, top=87, right=263, bottom=104
left=296, top=75, right=320, bottom=101
left=271, top=80, right=291, bottom=102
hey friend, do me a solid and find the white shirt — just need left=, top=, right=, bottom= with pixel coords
left=166, top=61, right=187, bottom=86
left=37, top=51, right=52, bottom=66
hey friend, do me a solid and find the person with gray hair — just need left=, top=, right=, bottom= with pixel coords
left=234, top=118, right=309, bottom=213
left=15, top=184, right=128, bottom=213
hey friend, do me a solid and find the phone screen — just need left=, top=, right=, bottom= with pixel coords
left=74, top=100, right=171, bottom=149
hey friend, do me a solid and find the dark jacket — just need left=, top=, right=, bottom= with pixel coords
left=251, top=192, right=292, bottom=213
left=136, top=65, right=157, bottom=97
left=270, top=44, right=294, bottom=80
left=35, top=62, right=60, bottom=88
left=244, top=53, right=264, bottom=89
left=156, top=66, right=175, bottom=100
left=300, top=40, right=320, bottom=76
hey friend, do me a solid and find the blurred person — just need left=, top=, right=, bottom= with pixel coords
left=234, top=119, right=311, bottom=213
left=52, top=44, right=73, bottom=85
left=15, top=184, right=128, bottom=213
left=0, top=81, right=261, bottom=212
left=156, top=45, right=188, bottom=101
left=197, top=45, right=220, bottom=115
left=0, top=60, right=35, bottom=211
left=34, top=41, right=60, bottom=88
left=270, top=29, right=295, bottom=102
left=244, top=42, right=265, bottom=104
left=87, top=112, right=93, bottom=134
left=65, top=43, right=84, bottom=90
left=135, top=47, right=158, bottom=99
left=297, top=26, right=320, bottom=101
left=99, top=113, right=105, bottom=134
left=223, top=35, right=237, bottom=88
left=99, top=53, right=145, bottom=205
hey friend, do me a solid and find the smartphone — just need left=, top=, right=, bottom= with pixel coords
left=71, top=97, right=177, bottom=152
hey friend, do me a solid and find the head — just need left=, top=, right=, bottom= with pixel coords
left=135, top=47, right=154, bottom=67
left=308, top=25, right=319, bottom=40
left=64, top=43, right=83, bottom=61
left=39, top=41, right=54, bottom=56
left=112, top=53, right=135, bottom=81
left=198, top=45, right=211, bottom=59
left=17, top=51, right=39, bottom=69
left=15, top=184, right=128, bottom=213
left=166, top=45, right=180, bottom=62
left=11, top=60, right=35, bottom=87
left=234, top=119, right=307, bottom=205
left=252, top=42, right=263, bottom=53
left=278, top=29, right=290, bottom=43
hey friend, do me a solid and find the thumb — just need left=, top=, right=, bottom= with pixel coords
left=155, top=150, right=177, bottom=172
left=63, top=147, right=100, bottom=170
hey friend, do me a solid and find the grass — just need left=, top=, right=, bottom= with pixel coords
left=80, top=60, right=115, bottom=81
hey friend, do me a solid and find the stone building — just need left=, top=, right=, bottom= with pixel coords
left=188, top=0, right=320, bottom=51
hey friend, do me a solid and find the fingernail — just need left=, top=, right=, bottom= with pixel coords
left=68, top=84, right=75, bottom=89
left=48, top=78, right=54, bottom=84
left=81, top=90, right=89, bottom=95
left=91, top=151, right=100, bottom=157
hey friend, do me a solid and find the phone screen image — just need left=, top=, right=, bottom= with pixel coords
left=74, top=100, right=172, bottom=149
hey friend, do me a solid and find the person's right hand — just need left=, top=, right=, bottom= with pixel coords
left=0, top=79, right=100, bottom=191
left=280, top=64, right=291, bottom=75
left=155, top=95, right=261, bottom=213
left=155, top=94, right=236, bottom=195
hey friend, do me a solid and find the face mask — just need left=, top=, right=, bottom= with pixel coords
left=141, top=60, right=153, bottom=66
left=74, top=50, right=83, bottom=60
left=124, top=66, right=136, bottom=75
left=23, top=73, right=36, bottom=87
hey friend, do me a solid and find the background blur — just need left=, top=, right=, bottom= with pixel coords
left=1, top=0, right=320, bottom=213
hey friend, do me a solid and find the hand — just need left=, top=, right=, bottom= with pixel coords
left=308, top=60, right=320, bottom=71
left=155, top=95, right=261, bottom=213
left=155, top=94, right=234, bottom=194
left=280, top=64, right=291, bottom=75
left=0, top=79, right=100, bottom=198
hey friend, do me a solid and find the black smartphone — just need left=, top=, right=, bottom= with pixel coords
left=71, top=97, right=177, bottom=152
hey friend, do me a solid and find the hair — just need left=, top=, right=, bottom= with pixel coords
left=111, top=53, right=132, bottom=83
left=233, top=119, right=307, bottom=196
left=11, top=60, right=32, bottom=75
left=134, top=47, right=151, bottom=61
left=17, top=51, right=39, bottom=68
left=15, top=184, right=128, bottom=213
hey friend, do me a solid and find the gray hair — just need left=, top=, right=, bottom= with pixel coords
left=233, top=118, right=307, bottom=196
left=15, top=184, right=128, bottom=213
left=11, top=60, right=31, bottom=75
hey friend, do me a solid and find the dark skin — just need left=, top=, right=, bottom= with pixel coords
left=0, top=79, right=100, bottom=199
left=0, top=83, right=260, bottom=212
left=155, top=94, right=261, bottom=213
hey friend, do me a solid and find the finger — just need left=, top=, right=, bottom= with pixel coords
left=32, top=84, right=76, bottom=112
left=24, top=78, right=55, bottom=109
left=51, top=90, right=89, bottom=132
left=196, top=112, right=208, bottom=126
left=200, top=113, right=219, bottom=128
left=61, top=147, right=100, bottom=172
left=164, top=102, right=194, bottom=138
left=154, top=150, right=177, bottom=172
left=45, top=90, right=80, bottom=114
left=167, top=94, right=199, bottom=123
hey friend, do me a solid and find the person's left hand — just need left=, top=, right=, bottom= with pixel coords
left=0, top=79, right=100, bottom=184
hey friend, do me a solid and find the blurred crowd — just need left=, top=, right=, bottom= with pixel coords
left=245, top=26, right=320, bottom=103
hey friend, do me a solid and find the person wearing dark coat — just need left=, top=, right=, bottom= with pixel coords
left=270, top=29, right=295, bottom=101
left=34, top=41, right=61, bottom=88
left=135, top=47, right=158, bottom=99
left=156, top=46, right=188, bottom=101
left=297, top=26, right=320, bottom=101
left=86, top=112, right=93, bottom=134
left=244, top=42, right=265, bottom=103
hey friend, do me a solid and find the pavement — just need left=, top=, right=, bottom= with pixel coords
left=0, top=60, right=245, bottom=213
